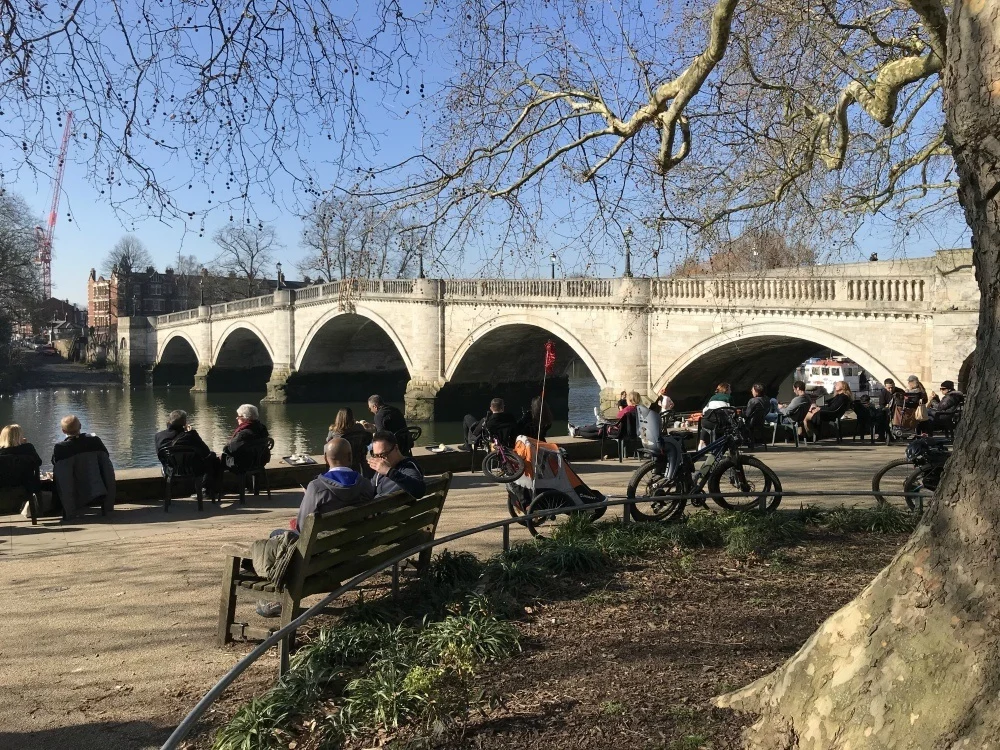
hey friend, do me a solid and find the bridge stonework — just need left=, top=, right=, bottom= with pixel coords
left=121, top=249, right=979, bottom=419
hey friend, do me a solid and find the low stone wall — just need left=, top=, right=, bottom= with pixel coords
left=114, top=436, right=605, bottom=504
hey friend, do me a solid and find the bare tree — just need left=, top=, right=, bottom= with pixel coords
left=212, top=225, right=280, bottom=298
left=0, top=193, right=43, bottom=322
left=102, top=235, right=152, bottom=316
left=298, top=195, right=415, bottom=280
left=364, top=1, right=999, bottom=746
left=0, top=2, right=425, bottom=223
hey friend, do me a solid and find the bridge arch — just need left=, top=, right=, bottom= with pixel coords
left=152, top=331, right=201, bottom=387
left=211, top=321, right=276, bottom=366
left=445, top=315, right=607, bottom=385
left=294, top=306, right=414, bottom=375
left=655, top=322, right=901, bottom=407
left=440, top=315, right=606, bottom=421
left=156, top=330, right=201, bottom=365
left=210, top=322, right=275, bottom=392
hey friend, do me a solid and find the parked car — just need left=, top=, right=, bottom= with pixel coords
left=35, top=344, right=59, bottom=356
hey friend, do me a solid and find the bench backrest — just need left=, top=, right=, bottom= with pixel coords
left=286, top=472, right=452, bottom=599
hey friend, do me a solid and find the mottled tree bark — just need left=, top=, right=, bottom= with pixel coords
left=714, top=2, right=1000, bottom=746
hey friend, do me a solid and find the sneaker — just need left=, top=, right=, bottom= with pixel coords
left=256, top=600, right=282, bottom=618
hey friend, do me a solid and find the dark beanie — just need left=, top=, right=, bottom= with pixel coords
left=940, top=380, right=955, bottom=390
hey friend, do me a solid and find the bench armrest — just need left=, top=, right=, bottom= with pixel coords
left=221, top=542, right=252, bottom=558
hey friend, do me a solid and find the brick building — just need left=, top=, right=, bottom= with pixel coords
left=87, top=267, right=302, bottom=334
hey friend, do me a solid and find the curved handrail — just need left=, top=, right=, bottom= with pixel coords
left=162, top=488, right=924, bottom=749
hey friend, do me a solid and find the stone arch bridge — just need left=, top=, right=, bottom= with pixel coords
left=120, top=250, right=979, bottom=420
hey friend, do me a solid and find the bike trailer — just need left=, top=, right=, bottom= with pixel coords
left=511, top=436, right=603, bottom=505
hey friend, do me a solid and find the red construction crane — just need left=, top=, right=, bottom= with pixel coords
left=35, top=111, right=73, bottom=299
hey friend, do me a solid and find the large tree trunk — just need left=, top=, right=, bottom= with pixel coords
left=715, top=3, right=1000, bottom=747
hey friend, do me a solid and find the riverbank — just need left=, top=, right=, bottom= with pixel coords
left=17, top=354, right=122, bottom=389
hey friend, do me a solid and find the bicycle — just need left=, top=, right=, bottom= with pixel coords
left=626, top=408, right=782, bottom=522
left=871, top=437, right=950, bottom=510
left=477, top=421, right=526, bottom=483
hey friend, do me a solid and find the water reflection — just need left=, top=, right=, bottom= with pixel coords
left=0, top=378, right=600, bottom=470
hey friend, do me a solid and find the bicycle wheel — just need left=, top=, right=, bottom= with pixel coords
left=626, top=460, right=687, bottom=522
left=525, top=489, right=575, bottom=537
left=482, top=450, right=525, bottom=483
left=871, top=458, right=915, bottom=506
left=902, top=467, right=934, bottom=511
left=707, top=455, right=782, bottom=512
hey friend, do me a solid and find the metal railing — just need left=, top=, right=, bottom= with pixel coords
left=161, top=487, right=925, bottom=750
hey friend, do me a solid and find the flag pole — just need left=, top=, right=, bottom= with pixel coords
left=534, top=341, right=556, bottom=498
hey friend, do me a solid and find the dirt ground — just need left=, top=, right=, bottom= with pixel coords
left=0, top=445, right=913, bottom=749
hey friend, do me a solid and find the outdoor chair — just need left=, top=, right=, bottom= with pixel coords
left=771, top=403, right=811, bottom=448
left=742, top=408, right=769, bottom=451
left=395, top=426, right=421, bottom=457
left=600, top=411, right=640, bottom=462
left=851, top=400, right=877, bottom=444
left=938, top=404, right=963, bottom=442
left=225, top=437, right=274, bottom=504
left=158, top=444, right=206, bottom=512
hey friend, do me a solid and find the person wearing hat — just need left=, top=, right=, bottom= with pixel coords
left=918, top=380, right=965, bottom=436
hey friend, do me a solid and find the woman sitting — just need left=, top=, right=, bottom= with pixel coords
left=0, top=424, right=43, bottom=489
left=803, top=380, right=852, bottom=439
left=517, top=396, right=554, bottom=441
left=698, top=382, right=732, bottom=449
left=326, top=407, right=372, bottom=473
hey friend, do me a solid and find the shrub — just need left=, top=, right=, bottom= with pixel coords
left=823, top=504, right=920, bottom=534
left=425, top=550, right=485, bottom=589
left=533, top=536, right=609, bottom=576
left=418, top=613, right=520, bottom=664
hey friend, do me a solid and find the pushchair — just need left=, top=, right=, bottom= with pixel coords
left=505, top=435, right=606, bottom=536
left=888, top=392, right=926, bottom=443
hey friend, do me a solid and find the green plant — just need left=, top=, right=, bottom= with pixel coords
left=534, top=536, right=609, bottom=576
left=795, top=504, right=825, bottom=526
left=823, top=504, right=920, bottom=534
left=723, top=514, right=805, bottom=560
left=481, top=549, right=545, bottom=597
left=425, top=550, right=485, bottom=589
left=418, top=613, right=521, bottom=664
left=599, top=700, right=626, bottom=716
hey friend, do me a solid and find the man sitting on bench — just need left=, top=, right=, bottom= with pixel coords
left=367, top=430, right=426, bottom=498
left=255, top=438, right=375, bottom=618
left=292, top=438, right=374, bottom=533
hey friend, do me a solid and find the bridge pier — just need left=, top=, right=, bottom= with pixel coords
left=404, top=379, right=443, bottom=422
left=191, top=365, right=211, bottom=393
left=263, top=368, right=294, bottom=403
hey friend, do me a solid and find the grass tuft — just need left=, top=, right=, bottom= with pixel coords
left=823, top=504, right=920, bottom=534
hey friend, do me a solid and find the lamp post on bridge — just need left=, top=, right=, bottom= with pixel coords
left=418, top=239, right=426, bottom=279
left=550, top=253, right=557, bottom=279
left=623, top=225, right=633, bottom=278
left=276, top=262, right=283, bottom=290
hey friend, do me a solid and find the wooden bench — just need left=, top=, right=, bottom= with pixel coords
left=217, top=473, right=453, bottom=662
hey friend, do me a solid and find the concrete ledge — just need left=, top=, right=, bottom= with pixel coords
left=114, top=436, right=605, bottom=503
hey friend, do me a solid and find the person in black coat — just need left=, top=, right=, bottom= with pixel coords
left=223, top=403, right=270, bottom=457
left=517, top=396, right=554, bottom=441
left=461, top=397, right=519, bottom=450
left=918, top=381, right=965, bottom=436
left=51, top=416, right=109, bottom=465
left=155, top=409, right=224, bottom=499
left=0, top=424, right=43, bottom=492
left=803, top=380, right=853, bottom=439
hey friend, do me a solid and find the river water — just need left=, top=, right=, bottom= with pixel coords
left=0, top=379, right=601, bottom=470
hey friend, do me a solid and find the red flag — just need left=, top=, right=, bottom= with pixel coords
left=544, top=340, right=557, bottom=375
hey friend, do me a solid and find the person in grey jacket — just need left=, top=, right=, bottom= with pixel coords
left=292, top=438, right=374, bottom=533
left=367, top=430, right=426, bottom=498
left=765, top=381, right=811, bottom=424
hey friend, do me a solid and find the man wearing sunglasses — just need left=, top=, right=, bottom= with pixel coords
left=367, top=430, right=426, bottom=498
